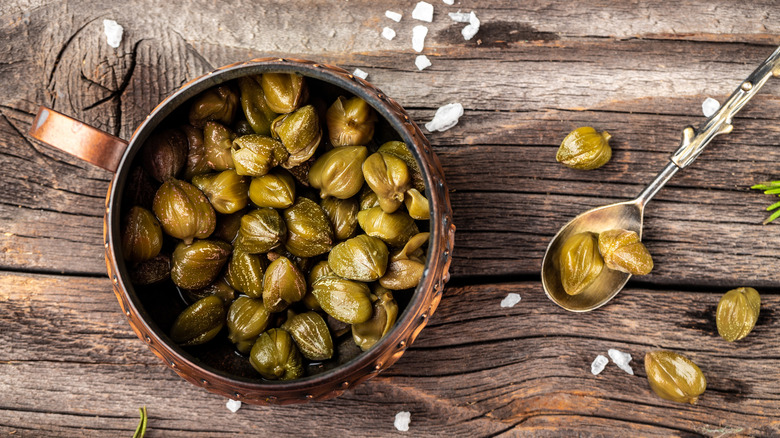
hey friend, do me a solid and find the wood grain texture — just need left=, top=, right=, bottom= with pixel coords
left=2, top=273, right=779, bottom=437
left=2, top=0, right=780, bottom=436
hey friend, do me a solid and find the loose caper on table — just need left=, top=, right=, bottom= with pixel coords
left=121, top=73, right=430, bottom=380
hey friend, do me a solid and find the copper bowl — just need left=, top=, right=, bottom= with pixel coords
left=29, top=58, right=455, bottom=404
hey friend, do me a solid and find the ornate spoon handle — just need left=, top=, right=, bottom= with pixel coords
left=671, top=45, right=780, bottom=168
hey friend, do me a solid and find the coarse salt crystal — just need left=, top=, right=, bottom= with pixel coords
left=226, top=399, right=242, bottom=413
left=500, top=293, right=521, bottom=308
left=103, top=19, right=123, bottom=48
left=412, top=2, right=434, bottom=22
left=385, top=10, right=403, bottom=22
left=412, top=25, right=428, bottom=52
left=425, top=103, right=464, bottom=132
left=702, top=97, right=721, bottom=117
left=608, top=349, right=634, bottom=375
left=442, top=0, right=455, bottom=4
left=382, top=27, right=396, bottom=41
left=394, top=411, right=411, bottom=432
left=353, top=68, right=368, bottom=80
left=591, top=355, right=608, bottom=375
left=448, top=11, right=471, bottom=23
left=415, top=55, right=432, bottom=71
left=462, top=12, right=480, bottom=41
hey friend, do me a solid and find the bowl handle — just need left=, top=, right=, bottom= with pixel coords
left=28, top=106, right=129, bottom=172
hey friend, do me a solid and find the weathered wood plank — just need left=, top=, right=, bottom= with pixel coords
left=2, top=273, right=779, bottom=437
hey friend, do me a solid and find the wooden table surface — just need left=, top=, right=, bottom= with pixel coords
left=2, top=1, right=780, bottom=436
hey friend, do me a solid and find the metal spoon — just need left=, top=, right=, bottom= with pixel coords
left=541, top=45, right=780, bottom=312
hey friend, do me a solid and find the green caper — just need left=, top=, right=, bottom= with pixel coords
left=308, top=146, right=367, bottom=199
left=203, top=121, right=236, bottom=171
left=189, top=84, right=239, bottom=128
left=282, top=197, right=334, bottom=257
left=320, top=196, right=359, bottom=241
left=249, top=328, right=304, bottom=380
left=357, top=207, right=419, bottom=247
left=261, top=73, right=308, bottom=114
left=281, top=311, right=333, bottom=360
left=645, top=351, right=706, bottom=404
left=311, top=275, right=372, bottom=324
left=328, top=234, right=389, bottom=282
left=248, top=169, right=296, bottom=209
left=140, top=127, right=187, bottom=183
left=181, top=124, right=211, bottom=180
left=191, top=170, right=249, bottom=214
left=378, top=141, right=425, bottom=193
left=559, top=232, right=604, bottom=296
left=352, top=289, right=398, bottom=351
left=271, top=105, right=322, bottom=168
left=379, top=232, right=429, bottom=290
left=234, top=208, right=287, bottom=254
left=262, top=256, right=307, bottom=313
left=227, top=296, right=271, bottom=353
left=716, top=287, right=761, bottom=342
left=362, top=152, right=411, bottom=213
left=171, top=240, right=232, bottom=290
left=122, top=206, right=163, bottom=264
left=404, top=188, right=430, bottom=220
left=556, top=127, right=612, bottom=170
left=231, top=134, right=289, bottom=176
left=302, top=260, right=333, bottom=311
left=169, top=295, right=226, bottom=346
left=597, top=229, right=653, bottom=275
left=359, top=185, right=380, bottom=210
left=325, top=96, right=376, bottom=147
left=237, top=76, right=277, bottom=136
left=152, top=179, right=216, bottom=244
left=226, top=250, right=265, bottom=299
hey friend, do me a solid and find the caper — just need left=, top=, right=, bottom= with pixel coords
left=203, top=121, right=236, bottom=171
left=262, top=256, right=307, bottom=313
left=152, top=179, right=216, bottom=244
left=227, top=296, right=271, bottom=353
left=189, top=84, right=239, bottom=128
left=212, top=209, right=245, bottom=243
left=645, top=351, right=706, bottom=404
left=320, top=197, right=359, bottom=241
left=302, top=260, right=333, bottom=311
left=352, top=288, right=398, bottom=351
left=378, top=141, right=425, bottom=193
left=282, top=197, right=334, bottom=257
left=357, top=207, right=419, bottom=247
left=359, top=185, right=380, bottom=210
left=231, top=134, right=289, bottom=176
left=171, top=240, right=232, bottom=290
left=181, top=124, right=211, bottom=180
left=597, top=229, right=653, bottom=275
left=271, top=105, right=322, bottom=168
left=140, top=127, right=187, bottom=183
left=556, top=127, right=612, bottom=170
left=170, top=295, right=226, bottom=346
left=234, top=208, right=287, bottom=254
left=281, top=311, right=334, bottom=360
left=308, top=146, right=367, bottom=199
left=362, top=152, right=411, bottom=213
left=716, top=287, right=760, bottom=342
left=404, top=188, right=430, bottom=220
left=248, top=169, right=296, bottom=209
left=261, top=73, right=308, bottom=114
left=328, top=234, right=389, bottom=282
left=185, top=275, right=236, bottom=304
left=379, top=232, right=429, bottom=290
left=129, top=253, right=170, bottom=286
left=325, top=96, right=376, bottom=147
left=559, top=232, right=604, bottom=296
left=311, top=275, right=372, bottom=324
left=237, top=76, right=277, bottom=136
left=226, top=250, right=265, bottom=299
left=122, top=206, right=163, bottom=264
left=249, top=328, right=304, bottom=380
left=191, top=170, right=249, bottom=214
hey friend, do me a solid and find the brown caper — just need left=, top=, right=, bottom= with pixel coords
left=556, top=127, right=612, bottom=170
left=716, top=287, right=760, bottom=342
left=140, top=127, right=188, bottom=183
left=181, top=124, right=211, bottom=180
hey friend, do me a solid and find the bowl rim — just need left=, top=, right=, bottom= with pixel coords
left=106, top=57, right=451, bottom=399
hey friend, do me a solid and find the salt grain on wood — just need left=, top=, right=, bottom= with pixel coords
left=702, top=97, right=721, bottom=117
left=412, top=25, right=428, bottom=52
left=607, top=349, right=634, bottom=375
left=353, top=68, right=368, bottom=80
left=442, top=0, right=455, bottom=4
left=395, top=411, right=411, bottom=432
left=591, top=355, right=608, bottom=375
left=226, top=399, right=242, bottom=413
left=385, top=10, right=403, bottom=22
left=500, top=293, right=521, bottom=308
left=425, top=103, right=464, bottom=132
left=415, top=55, right=432, bottom=71
left=461, top=12, right=480, bottom=40
left=448, top=11, right=471, bottom=22
left=103, top=19, right=123, bottom=48
left=412, top=2, right=434, bottom=22
left=382, top=27, right=397, bottom=41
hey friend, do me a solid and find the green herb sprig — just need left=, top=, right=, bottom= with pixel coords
left=133, top=406, right=147, bottom=438
left=751, top=181, right=780, bottom=224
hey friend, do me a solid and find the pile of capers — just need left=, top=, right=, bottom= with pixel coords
left=121, top=73, right=431, bottom=381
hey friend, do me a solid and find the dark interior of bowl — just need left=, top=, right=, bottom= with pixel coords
left=116, top=71, right=430, bottom=382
